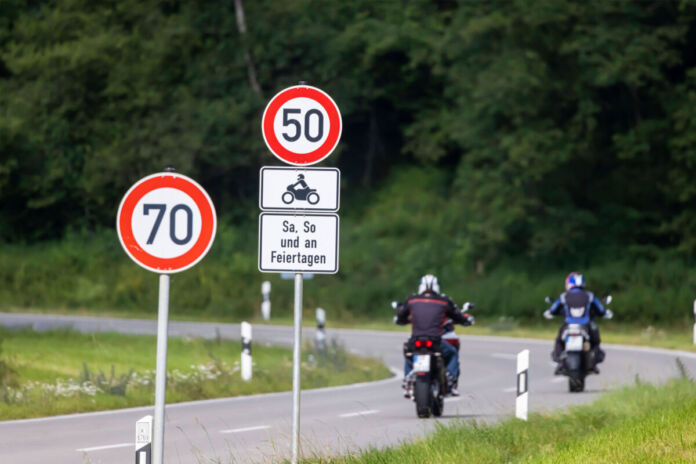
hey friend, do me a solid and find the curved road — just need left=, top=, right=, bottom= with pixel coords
left=0, top=313, right=694, bottom=463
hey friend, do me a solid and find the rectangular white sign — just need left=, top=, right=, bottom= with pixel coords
left=258, top=213, right=339, bottom=274
left=259, top=167, right=340, bottom=212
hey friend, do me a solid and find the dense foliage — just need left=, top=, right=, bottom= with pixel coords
left=1, top=1, right=696, bottom=321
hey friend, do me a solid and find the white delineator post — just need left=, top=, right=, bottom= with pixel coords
left=261, top=281, right=271, bottom=320
left=291, top=273, right=303, bottom=464
left=516, top=349, right=529, bottom=421
left=153, top=275, right=170, bottom=464
left=315, top=307, right=326, bottom=351
left=693, top=300, right=696, bottom=345
left=135, top=415, right=153, bottom=464
left=241, top=321, right=253, bottom=381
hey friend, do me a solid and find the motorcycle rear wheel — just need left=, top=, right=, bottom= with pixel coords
left=281, top=192, right=294, bottom=204
left=414, top=380, right=431, bottom=418
left=568, top=372, right=585, bottom=392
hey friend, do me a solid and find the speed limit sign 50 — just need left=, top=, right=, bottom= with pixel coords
left=262, top=85, right=342, bottom=166
left=117, top=172, right=217, bottom=273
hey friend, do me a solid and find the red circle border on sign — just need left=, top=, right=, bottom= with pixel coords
left=262, top=86, right=342, bottom=166
left=116, top=173, right=216, bottom=273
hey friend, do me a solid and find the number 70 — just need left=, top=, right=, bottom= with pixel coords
left=143, top=204, right=193, bottom=245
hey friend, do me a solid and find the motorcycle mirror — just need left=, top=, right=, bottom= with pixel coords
left=544, top=296, right=552, bottom=304
left=605, top=295, right=613, bottom=305
left=462, top=302, right=475, bottom=312
left=391, top=301, right=398, bottom=310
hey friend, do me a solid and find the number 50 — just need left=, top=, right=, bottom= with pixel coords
left=143, top=204, right=193, bottom=245
left=282, top=108, right=324, bottom=143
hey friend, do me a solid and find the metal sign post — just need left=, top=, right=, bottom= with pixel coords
left=291, top=273, right=303, bottom=463
left=152, top=275, right=170, bottom=463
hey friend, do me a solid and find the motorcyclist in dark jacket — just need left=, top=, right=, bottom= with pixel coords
left=396, top=274, right=474, bottom=396
left=544, top=272, right=613, bottom=373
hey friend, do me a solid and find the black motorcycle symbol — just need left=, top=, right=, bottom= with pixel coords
left=282, top=174, right=320, bottom=205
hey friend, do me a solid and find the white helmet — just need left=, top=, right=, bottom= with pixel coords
left=418, top=274, right=440, bottom=295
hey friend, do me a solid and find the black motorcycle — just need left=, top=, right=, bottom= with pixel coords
left=392, top=301, right=473, bottom=418
left=406, top=335, right=446, bottom=418
left=282, top=184, right=320, bottom=205
left=544, top=295, right=613, bottom=392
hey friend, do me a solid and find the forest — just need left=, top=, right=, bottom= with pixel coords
left=1, top=0, right=695, bottom=323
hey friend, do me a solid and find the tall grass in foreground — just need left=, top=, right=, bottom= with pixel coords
left=313, top=373, right=696, bottom=463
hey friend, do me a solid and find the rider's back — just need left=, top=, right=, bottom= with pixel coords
left=404, top=293, right=454, bottom=338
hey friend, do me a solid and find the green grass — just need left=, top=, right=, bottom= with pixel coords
left=309, top=376, right=696, bottom=463
left=0, top=329, right=391, bottom=420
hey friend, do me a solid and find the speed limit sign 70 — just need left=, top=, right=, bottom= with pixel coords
left=117, top=172, right=217, bottom=273
left=262, top=85, right=342, bottom=166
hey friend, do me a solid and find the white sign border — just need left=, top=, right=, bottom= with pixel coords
left=116, top=172, right=217, bottom=274
left=258, top=166, right=340, bottom=212
left=258, top=212, right=339, bottom=274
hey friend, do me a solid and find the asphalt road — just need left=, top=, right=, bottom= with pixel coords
left=0, top=312, right=695, bottom=463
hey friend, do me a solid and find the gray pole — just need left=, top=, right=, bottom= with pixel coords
left=291, top=272, right=303, bottom=463
left=153, top=274, right=170, bottom=464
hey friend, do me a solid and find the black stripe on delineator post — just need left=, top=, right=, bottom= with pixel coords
left=242, top=340, right=252, bottom=355
left=136, top=443, right=151, bottom=464
left=517, top=370, right=528, bottom=397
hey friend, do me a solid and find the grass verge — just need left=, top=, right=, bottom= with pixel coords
left=311, top=374, right=696, bottom=463
left=0, top=328, right=391, bottom=420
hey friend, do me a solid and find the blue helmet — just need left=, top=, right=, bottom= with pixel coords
left=565, top=272, right=585, bottom=291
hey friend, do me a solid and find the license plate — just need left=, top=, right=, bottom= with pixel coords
left=565, top=335, right=584, bottom=351
left=413, top=354, right=431, bottom=373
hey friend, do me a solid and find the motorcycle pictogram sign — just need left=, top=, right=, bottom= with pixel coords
left=259, top=167, right=339, bottom=212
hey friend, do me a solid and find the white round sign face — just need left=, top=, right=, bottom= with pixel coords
left=117, top=173, right=217, bottom=274
left=272, top=97, right=331, bottom=155
left=262, top=85, right=342, bottom=166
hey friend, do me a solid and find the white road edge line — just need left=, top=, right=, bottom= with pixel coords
left=491, top=353, right=517, bottom=360
left=220, top=425, right=270, bottom=434
left=339, top=409, right=379, bottom=418
left=76, top=443, right=132, bottom=452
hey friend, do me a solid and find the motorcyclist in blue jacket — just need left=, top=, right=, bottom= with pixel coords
left=544, top=272, right=613, bottom=374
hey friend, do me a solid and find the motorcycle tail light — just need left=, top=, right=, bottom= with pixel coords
left=415, top=340, right=422, bottom=348
left=426, top=340, right=433, bottom=348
